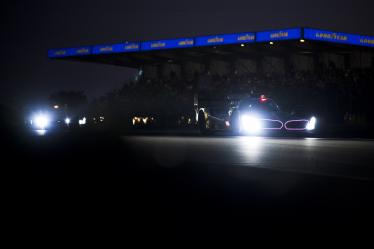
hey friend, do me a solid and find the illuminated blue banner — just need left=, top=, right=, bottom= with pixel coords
left=358, top=35, right=374, bottom=47
left=48, top=46, right=91, bottom=58
left=141, top=38, right=194, bottom=51
left=67, top=46, right=91, bottom=56
left=93, top=42, right=140, bottom=54
left=304, top=28, right=357, bottom=45
left=49, top=27, right=374, bottom=59
left=256, top=28, right=301, bottom=42
left=304, top=28, right=374, bottom=47
left=195, top=32, right=255, bottom=46
left=48, top=49, right=69, bottom=58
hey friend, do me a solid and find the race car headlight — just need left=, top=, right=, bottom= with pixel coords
left=306, top=116, right=317, bottom=131
left=78, top=117, right=86, bottom=125
left=32, top=113, right=51, bottom=130
left=65, top=118, right=71, bottom=125
left=240, top=114, right=262, bottom=133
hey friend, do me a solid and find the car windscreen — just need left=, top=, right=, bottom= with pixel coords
left=239, top=98, right=280, bottom=112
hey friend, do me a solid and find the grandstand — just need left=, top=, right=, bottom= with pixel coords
left=49, top=27, right=374, bottom=127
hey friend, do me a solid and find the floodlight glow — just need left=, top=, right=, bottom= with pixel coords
left=32, top=113, right=51, bottom=130
left=240, top=114, right=262, bottom=133
left=306, top=116, right=317, bottom=131
left=65, top=118, right=71, bottom=125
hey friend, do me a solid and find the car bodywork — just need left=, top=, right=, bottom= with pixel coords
left=196, top=94, right=317, bottom=135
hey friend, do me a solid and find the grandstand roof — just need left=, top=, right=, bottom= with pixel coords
left=48, top=27, right=374, bottom=68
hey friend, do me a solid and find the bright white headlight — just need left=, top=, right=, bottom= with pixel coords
left=79, top=117, right=86, bottom=125
left=65, top=118, right=71, bottom=125
left=240, top=114, right=262, bottom=133
left=306, top=116, right=317, bottom=131
left=32, top=114, right=50, bottom=130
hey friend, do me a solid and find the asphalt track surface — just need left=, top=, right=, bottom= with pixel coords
left=124, top=135, right=374, bottom=181
left=7, top=132, right=374, bottom=239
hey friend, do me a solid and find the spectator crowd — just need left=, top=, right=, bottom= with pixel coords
left=95, top=65, right=374, bottom=128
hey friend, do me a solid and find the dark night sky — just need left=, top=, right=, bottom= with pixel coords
left=1, top=0, right=374, bottom=107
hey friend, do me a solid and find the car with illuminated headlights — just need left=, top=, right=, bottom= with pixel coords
left=28, top=108, right=88, bottom=132
left=197, top=95, right=317, bottom=135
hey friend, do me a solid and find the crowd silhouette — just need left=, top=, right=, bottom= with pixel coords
left=96, top=65, right=374, bottom=128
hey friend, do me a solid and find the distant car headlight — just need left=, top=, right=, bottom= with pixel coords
left=240, top=114, right=262, bottom=133
left=65, top=118, right=71, bottom=125
left=78, top=117, right=86, bottom=125
left=32, top=113, right=51, bottom=130
left=306, top=116, right=317, bottom=131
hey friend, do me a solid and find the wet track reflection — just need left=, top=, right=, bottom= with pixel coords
left=124, top=136, right=374, bottom=180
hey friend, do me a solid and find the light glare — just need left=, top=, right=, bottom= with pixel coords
left=306, top=116, right=317, bottom=131
left=240, top=115, right=262, bottom=133
left=79, top=117, right=86, bottom=125
left=32, top=114, right=50, bottom=130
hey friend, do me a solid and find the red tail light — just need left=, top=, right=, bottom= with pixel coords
left=260, top=95, right=267, bottom=102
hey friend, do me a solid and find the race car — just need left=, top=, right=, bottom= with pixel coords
left=197, top=95, right=317, bottom=135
